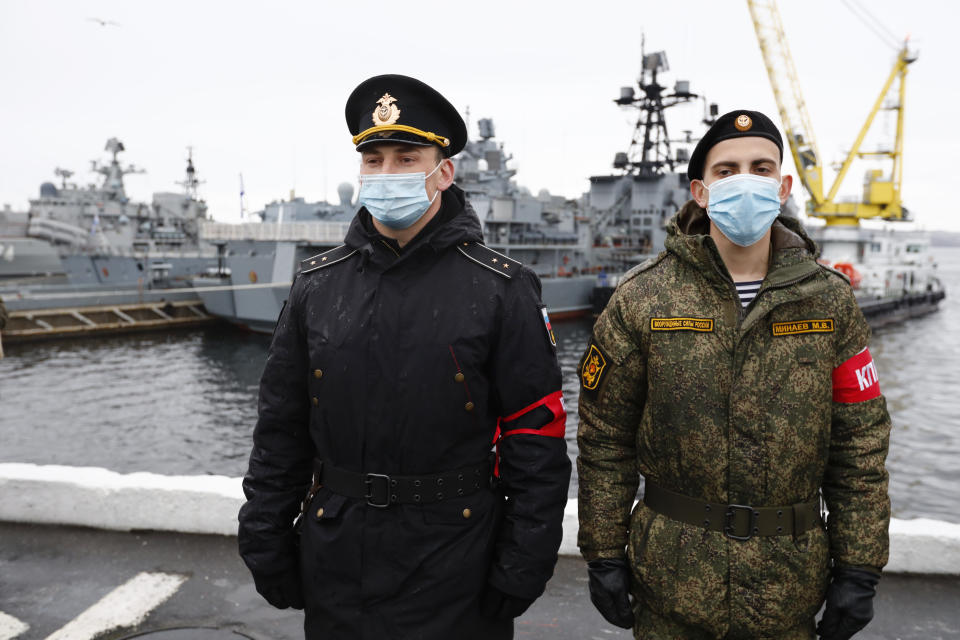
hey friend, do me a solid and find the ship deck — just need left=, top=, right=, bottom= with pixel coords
left=1, top=521, right=957, bottom=640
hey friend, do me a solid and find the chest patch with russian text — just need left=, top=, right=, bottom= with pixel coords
left=650, top=317, right=714, bottom=332
left=772, top=319, right=834, bottom=336
left=832, top=347, right=881, bottom=403
left=580, top=343, right=608, bottom=391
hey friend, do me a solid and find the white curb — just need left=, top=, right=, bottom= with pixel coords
left=1, top=463, right=958, bottom=575
left=0, top=463, right=243, bottom=536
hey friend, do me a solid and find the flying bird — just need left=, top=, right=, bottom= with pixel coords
left=86, top=17, right=121, bottom=27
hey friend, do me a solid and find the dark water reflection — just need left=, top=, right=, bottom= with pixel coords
left=2, top=249, right=958, bottom=523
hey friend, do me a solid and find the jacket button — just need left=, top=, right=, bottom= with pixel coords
left=454, top=372, right=464, bottom=383
left=316, top=507, right=324, bottom=518
left=313, top=369, right=323, bottom=379
left=311, top=397, right=319, bottom=406
left=462, top=508, right=472, bottom=519
left=464, top=401, right=474, bottom=412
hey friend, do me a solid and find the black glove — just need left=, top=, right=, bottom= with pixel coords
left=254, top=568, right=305, bottom=610
left=587, top=557, right=635, bottom=629
left=480, top=585, right=535, bottom=619
left=817, top=567, right=880, bottom=640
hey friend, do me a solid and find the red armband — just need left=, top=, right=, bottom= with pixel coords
left=499, top=390, right=566, bottom=438
left=832, top=347, right=882, bottom=403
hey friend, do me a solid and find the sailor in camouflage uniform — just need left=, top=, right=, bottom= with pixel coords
left=577, top=110, right=891, bottom=639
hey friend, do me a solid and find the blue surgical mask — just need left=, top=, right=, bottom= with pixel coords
left=357, top=161, right=444, bottom=230
left=700, top=174, right=782, bottom=247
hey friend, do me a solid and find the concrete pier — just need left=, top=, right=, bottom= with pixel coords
left=0, top=522, right=958, bottom=640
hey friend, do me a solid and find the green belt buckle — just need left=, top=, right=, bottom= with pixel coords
left=724, top=504, right=759, bottom=541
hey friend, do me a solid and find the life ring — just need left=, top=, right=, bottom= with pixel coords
left=833, top=262, right=862, bottom=289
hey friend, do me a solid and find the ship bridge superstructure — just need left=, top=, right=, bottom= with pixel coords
left=27, top=139, right=209, bottom=257
left=586, top=43, right=716, bottom=265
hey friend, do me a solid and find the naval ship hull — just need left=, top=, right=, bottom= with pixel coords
left=0, top=238, right=64, bottom=279
left=191, top=247, right=598, bottom=334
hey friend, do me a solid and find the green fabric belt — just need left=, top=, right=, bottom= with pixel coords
left=643, top=481, right=821, bottom=540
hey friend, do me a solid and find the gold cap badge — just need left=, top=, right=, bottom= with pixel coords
left=735, top=114, right=753, bottom=131
left=373, top=93, right=401, bottom=126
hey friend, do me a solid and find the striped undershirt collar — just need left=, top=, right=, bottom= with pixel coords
left=735, top=279, right=763, bottom=308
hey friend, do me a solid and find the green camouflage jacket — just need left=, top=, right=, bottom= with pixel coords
left=577, top=202, right=891, bottom=635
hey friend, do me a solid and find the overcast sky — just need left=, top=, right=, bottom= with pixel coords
left=2, top=0, right=957, bottom=231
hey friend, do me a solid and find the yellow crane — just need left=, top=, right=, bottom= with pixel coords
left=746, top=0, right=916, bottom=226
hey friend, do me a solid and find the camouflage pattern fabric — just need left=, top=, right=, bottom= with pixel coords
left=577, top=201, right=891, bottom=638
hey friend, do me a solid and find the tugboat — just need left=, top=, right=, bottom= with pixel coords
left=748, top=1, right=945, bottom=326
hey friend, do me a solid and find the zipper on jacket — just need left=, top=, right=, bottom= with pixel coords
left=708, top=249, right=820, bottom=507
left=378, top=239, right=400, bottom=257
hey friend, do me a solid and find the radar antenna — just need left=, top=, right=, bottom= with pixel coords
left=90, top=138, right=144, bottom=196
left=54, top=168, right=74, bottom=189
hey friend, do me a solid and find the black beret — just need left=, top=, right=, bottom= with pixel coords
left=345, top=74, right=467, bottom=157
left=687, top=109, right=784, bottom=182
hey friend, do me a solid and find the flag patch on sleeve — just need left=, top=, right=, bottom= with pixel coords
left=541, top=307, right=557, bottom=347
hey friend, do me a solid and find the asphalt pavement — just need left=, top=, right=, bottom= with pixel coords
left=0, top=522, right=957, bottom=640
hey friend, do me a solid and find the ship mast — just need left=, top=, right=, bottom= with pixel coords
left=177, top=146, right=204, bottom=201
left=90, top=138, right=144, bottom=199
left=613, top=38, right=713, bottom=177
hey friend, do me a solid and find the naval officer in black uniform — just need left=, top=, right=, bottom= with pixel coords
left=238, top=74, right=571, bottom=639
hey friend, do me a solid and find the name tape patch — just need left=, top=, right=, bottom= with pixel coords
left=580, top=344, right=607, bottom=391
left=772, top=318, right=834, bottom=336
left=832, top=347, right=881, bottom=403
left=650, top=317, right=714, bottom=332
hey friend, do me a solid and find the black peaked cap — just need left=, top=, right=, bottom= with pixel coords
left=687, top=109, right=784, bottom=182
left=345, top=74, right=467, bottom=157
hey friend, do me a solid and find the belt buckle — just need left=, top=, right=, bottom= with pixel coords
left=364, top=473, right=391, bottom=508
left=724, top=504, right=758, bottom=541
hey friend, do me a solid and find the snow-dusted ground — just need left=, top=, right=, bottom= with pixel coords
left=1, top=463, right=957, bottom=575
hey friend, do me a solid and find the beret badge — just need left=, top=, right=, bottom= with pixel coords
left=734, top=114, right=753, bottom=131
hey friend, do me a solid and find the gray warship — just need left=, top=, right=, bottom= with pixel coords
left=0, top=138, right=217, bottom=313
left=191, top=49, right=714, bottom=332
left=192, top=193, right=355, bottom=332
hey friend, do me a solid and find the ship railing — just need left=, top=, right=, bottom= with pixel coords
left=200, top=221, right=351, bottom=243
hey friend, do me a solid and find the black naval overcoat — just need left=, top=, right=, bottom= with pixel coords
left=238, top=185, right=571, bottom=640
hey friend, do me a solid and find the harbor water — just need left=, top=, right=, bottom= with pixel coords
left=2, top=248, right=959, bottom=524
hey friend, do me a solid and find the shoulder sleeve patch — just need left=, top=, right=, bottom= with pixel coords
left=618, top=251, right=668, bottom=287
left=456, top=242, right=521, bottom=279
left=300, top=245, right=358, bottom=274
left=578, top=340, right=610, bottom=397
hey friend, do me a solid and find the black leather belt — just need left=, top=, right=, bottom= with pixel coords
left=643, top=481, right=821, bottom=540
left=313, top=458, right=491, bottom=508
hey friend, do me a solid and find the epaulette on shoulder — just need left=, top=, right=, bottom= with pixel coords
left=456, top=242, right=521, bottom=279
left=618, top=251, right=668, bottom=287
left=817, top=261, right=851, bottom=285
left=300, top=245, right=358, bottom=274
